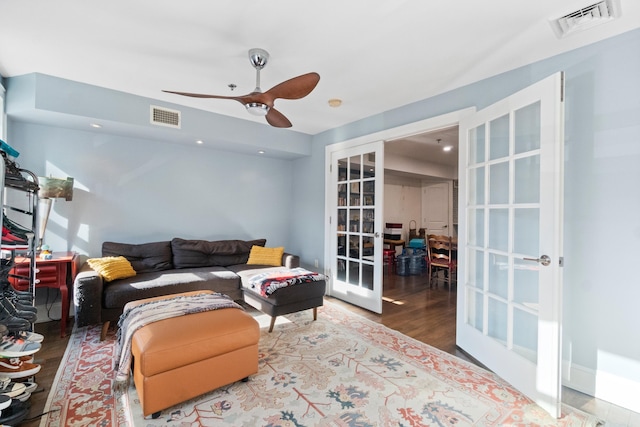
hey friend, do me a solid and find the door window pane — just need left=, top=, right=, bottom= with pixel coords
left=467, top=248, right=484, bottom=289
left=363, top=181, right=374, bottom=206
left=488, top=297, right=508, bottom=345
left=364, top=153, right=376, bottom=178
left=337, top=235, right=346, bottom=257
left=515, top=155, right=540, bottom=204
left=489, top=114, right=509, bottom=160
left=489, top=162, right=509, bottom=204
left=469, top=166, right=485, bottom=205
left=337, top=209, right=346, bottom=232
left=362, top=263, right=373, bottom=290
left=488, top=253, right=508, bottom=299
left=348, top=235, right=360, bottom=259
left=468, top=208, right=484, bottom=247
left=488, top=208, right=509, bottom=252
left=349, top=155, right=361, bottom=179
left=348, top=261, right=359, bottom=285
left=362, top=209, right=374, bottom=233
left=466, top=288, right=484, bottom=332
left=515, top=102, right=541, bottom=154
left=514, top=265, right=539, bottom=306
left=350, top=182, right=360, bottom=206
left=469, top=124, right=486, bottom=165
left=514, top=208, right=539, bottom=255
left=513, top=308, right=538, bottom=362
left=349, top=209, right=360, bottom=233
left=338, top=158, right=347, bottom=181
left=337, top=183, right=347, bottom=206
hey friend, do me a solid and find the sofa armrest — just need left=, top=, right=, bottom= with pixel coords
left=73, top=262, right=105, bottom=327
left=283, top=253, right=300, bottom=269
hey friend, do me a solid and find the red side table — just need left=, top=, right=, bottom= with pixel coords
left=9, top=251, right=79, bottom=337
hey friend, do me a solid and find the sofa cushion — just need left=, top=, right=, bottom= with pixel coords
left=102, top=266, right=241, bottom=309
left=171, top=238, right=266, bottom=268
left=102, top=241, right=173, bottom=273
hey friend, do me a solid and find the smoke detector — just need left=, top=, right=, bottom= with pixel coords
left=550, top=0, right=621, bottom=38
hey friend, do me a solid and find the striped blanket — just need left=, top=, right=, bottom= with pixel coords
left=248, top=267, right=327, bottom=297
left=114, top=292, right=242, bottom=385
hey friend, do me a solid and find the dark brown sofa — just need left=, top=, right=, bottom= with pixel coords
left=73, top=238, right=302, bottom=338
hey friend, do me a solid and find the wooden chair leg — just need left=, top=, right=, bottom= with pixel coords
left=313, top=307, right=318, bottom=321
left=100, top=321, right=110, bottom=341
left=268, top=316, right=276, bottom=333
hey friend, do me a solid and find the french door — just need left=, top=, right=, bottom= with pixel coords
left=329, top=141, right=384, bottom=313
left=457, top=73, right=565, bottom=417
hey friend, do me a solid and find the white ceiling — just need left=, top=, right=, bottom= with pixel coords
left=2, top=0, right=639, bottom=139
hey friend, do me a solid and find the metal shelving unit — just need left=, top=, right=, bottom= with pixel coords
left=1, top=159, right=40, bottom=306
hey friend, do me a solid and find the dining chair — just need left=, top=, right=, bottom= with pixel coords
left=427, top=235, right=457, bottom=288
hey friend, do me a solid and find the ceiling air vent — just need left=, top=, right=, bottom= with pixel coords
left=550, top=0, right=621, bottom=38
left=150, top=105, right=181, bottom=129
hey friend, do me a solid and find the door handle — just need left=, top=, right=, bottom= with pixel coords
left=523, top=254, right=551, bottom=266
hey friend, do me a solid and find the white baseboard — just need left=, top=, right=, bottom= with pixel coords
left=563, top=359, right=640, bottom=413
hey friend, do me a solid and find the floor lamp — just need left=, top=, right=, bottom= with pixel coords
left=37, top=176, right=74, bottom=250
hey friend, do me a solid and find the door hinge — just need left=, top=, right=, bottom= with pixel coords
left=559, top=256, right=564, bottom=267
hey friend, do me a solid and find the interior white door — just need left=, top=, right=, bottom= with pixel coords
left=422, top=182, right=450, bottom=235
left=329, top=142, right=384, bottom=313
left=457, top=73, right=565, bottom=417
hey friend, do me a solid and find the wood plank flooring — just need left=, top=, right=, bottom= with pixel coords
left=18, top=270, right=640, bottom=426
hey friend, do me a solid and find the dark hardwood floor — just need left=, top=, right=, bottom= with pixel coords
left=326, top=270, right=481, bottom=366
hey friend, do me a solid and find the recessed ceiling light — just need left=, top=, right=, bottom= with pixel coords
left=443, top=145, right=453, bottom=152
left=258, top=150, right=265, bottom=154
left=328, top=98, right=342, bottom=108
left=90, top=123, right=102, bottom=128
left=196, top=140, right=204, bottom=144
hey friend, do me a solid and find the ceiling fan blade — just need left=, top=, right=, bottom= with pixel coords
left=265, top=72, right=320, bottom=101
left=162, top=90, right=248, bottom=103
left=265, top=107, right=292, bottom=128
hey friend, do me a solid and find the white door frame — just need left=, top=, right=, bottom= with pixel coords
left=324, top=108, right=475, bottom=302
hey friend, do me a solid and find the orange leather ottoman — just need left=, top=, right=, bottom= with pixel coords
left=126, top=291, right=260, bottom=418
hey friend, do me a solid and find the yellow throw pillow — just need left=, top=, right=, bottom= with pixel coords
left=87, top=256, right=137, bottom=282
left=246, top=246, right=284, bottom=267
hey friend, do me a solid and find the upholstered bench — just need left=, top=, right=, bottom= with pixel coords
left=236, top=269, right=327, bottom=332
left=125, top=291, right=260, bottom=418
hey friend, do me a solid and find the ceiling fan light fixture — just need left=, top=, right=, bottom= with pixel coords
left=246, top=102, right=270, bottom=116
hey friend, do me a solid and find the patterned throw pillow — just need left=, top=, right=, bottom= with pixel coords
left=87, top=256, right=137, bottom=281
left=246, top=246, right=284, bottom=267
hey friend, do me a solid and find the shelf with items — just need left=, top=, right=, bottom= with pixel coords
left=1, top=155, right=40, bottom=316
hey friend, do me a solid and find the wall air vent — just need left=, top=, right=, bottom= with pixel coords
left=550, top=0, right=620, bottom=38
left=150, top=105, right=181, bottom=129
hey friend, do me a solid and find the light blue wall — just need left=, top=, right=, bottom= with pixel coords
left=5, top=27, right=640, bottom=410
left=7, top=122, right=295, bottom=255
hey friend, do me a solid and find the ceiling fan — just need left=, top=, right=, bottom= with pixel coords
left=163, top=48, right=320, bottom=128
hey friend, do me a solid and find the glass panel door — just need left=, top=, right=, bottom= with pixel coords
left=457, top=73, right=564, bottom=417
left=331, top=141, right=383, bottom=313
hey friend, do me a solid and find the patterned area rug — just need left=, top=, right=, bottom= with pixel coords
left=40, top=300, right=601, bottom=426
